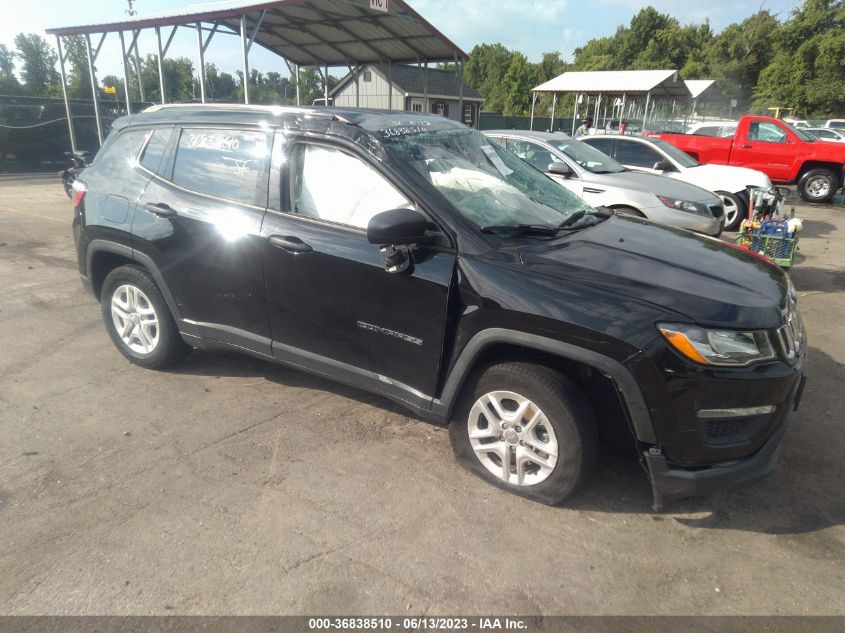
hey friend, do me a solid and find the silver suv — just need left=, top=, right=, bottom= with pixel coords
left=485, top=130, right=724, bottom=236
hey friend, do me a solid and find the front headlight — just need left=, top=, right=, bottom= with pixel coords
left=656, top=195, right=709, bottom=216
left=658, top=323, right=776, bottom=367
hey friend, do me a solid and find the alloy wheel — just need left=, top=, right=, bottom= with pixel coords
left=110, top=284, right=160, bottom=354
left=467, top=390, right=559, bottom=486
left=806, top=175, right=832, bottom=200
left=720, top=194, right=739, bottom=228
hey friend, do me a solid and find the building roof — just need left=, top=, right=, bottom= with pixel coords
left=533, top=70, right=691, bottom=98
left=331, top=64, right=484, bottom=100
left=45, top=0, right=468, bottom=66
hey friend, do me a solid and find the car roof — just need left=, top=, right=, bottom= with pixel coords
left=118, top=103, right=465, bottom=135
left=484, top=129, right=573, bottom=141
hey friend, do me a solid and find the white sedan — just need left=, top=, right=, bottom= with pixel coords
left=582, top=134, right=771, bottom=230
left=805, top=127, right=845, bottom=143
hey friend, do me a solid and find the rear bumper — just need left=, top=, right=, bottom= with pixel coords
left=645, top=370, right=807, bottom=511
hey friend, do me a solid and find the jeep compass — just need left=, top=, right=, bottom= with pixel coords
left=71, top=105, right=807, bottom=509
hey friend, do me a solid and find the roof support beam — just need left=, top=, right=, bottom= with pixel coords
left=196, top=23, right=206, bottom=102
left=85, top=33, right=104, bottom=145
left=55, top=35, right=77, bottom=153
left=240, top=15, right=250, bottom=104
left=119, top=31, right=132, bottom=114
left=155, top=27, right=166, bottom=104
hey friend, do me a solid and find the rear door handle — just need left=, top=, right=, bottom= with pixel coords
left=269, top=235, right=313, bottom=254
left=143, top=202, right=177, bottom=218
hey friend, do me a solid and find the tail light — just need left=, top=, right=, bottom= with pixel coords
left=72, top=182, right=86, bottom=209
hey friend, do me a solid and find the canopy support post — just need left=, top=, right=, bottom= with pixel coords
left=324, top=64, right=329, bottom=106
left=423, top=61, right=429, bottom=113
left=387, top=61, right=392, bottom=110
left=643, top=91, right=650, bottom=131
left=529, top=92, right=536, bottom=130
left=550, top=93, right=557, bottom=132
left=354, top=63, right=360, bottom=107
left=620, top=93, right=627, bottom=128
left=196, top=24, right=206, bottom=102
left=55, top=35, right=77, bottom=153
left=130, top=31, right=145, bottom=102
left=295, top=64, right=300, bottom=105
left=85, top=33, right=104, bottom=146
left=240, top=15, right=250, bottom=104
left=118, top=31, right=132, bottom=114
left=571, top=92, right=578, bottom=136
left=155, top=27, right=166, bottom=104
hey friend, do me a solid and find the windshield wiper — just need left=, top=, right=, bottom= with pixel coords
left=480, top=224, right=560, bottom=236
left=558, top=210, right=588, bottom=229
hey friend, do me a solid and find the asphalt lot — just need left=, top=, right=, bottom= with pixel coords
left=0, top=178, right=843, bottom=615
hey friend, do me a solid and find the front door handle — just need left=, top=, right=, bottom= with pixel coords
left=738, top=144, right=753, bottom=149
left=269, top=235, right=313, bottom=254
left=144, top=202, right=177, bottom=218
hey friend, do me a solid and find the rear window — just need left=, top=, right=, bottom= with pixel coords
left=172, top=128, right=270, bottom=206
left=86, top=129, right=149, bottom=179
left=140, top=128, right=173, bottom=174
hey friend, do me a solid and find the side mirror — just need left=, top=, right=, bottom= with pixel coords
left=653, top=159, right=674, bottom=172
left=367, top=208, right=428, bottom=245
left=547, top=162, right=572, bottom=177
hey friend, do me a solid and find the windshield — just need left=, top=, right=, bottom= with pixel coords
left=650, top=138, right=699, bottom=168
left=551, top=139, right=624, bottom=174
left=382, top=128, right=592, bottom=229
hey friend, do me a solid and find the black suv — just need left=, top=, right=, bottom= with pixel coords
left=72, top=105, right=807, bottom=509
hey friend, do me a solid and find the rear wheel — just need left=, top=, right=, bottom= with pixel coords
left=100, top=265, right=190, bottom=369
left=798, top=168, right=837, bottom=203
left=716, top=190, right=747, bottom=231
left=449, top=362, right=598, bottom=505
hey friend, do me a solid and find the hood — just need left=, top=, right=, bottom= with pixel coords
left=677, top=163, right=771, bottom=191
left=519, top=214, right=788, bottom=329
left=592, top=170, right=720, bottom=204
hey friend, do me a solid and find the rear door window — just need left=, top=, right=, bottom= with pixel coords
left=584, top=137, right=614, bottom=156
left=615, top=139, right=662, bottom=169
left=172, top=128, right=270, bottom=206
left=86, top=129, right=149, bottom=178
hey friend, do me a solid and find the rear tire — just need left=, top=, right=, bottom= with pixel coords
left=716, top=190, right=747, bottom=231
left=449, top=362, right=598, bottom=505
left=798, top=168, right=837, bottom=203
left=100, top=265, right=190, bottom=369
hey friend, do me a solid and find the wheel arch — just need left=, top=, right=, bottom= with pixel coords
left=432, top=329, right=657, bottom=445
left=797, top=161, right=843, bottom=186
left=85, top=240, right=184, bottom=323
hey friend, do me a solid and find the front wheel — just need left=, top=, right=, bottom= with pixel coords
left=798, top=168, right=837, bottom=203
left=449, top=362, right=598, bottom=505
left=716, top=191, right=747, bottom=231
left=100, top=265, right=190, bottom=369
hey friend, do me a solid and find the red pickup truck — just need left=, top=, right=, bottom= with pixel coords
left=647, top=115, right=845, bottom=203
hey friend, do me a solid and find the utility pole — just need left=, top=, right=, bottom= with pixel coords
left=126, top=0, right=137, bottom=16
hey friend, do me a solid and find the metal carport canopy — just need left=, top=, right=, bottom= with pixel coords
left=533, top=70, right=691, bottom=98
left=45, top=0, right=468, bottom=66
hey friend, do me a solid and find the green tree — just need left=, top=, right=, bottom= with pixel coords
left=708, top=11, right=780, bottom=111
left=13, top=33, right=59, bottom=96
left=0, top=43, right=21, bottom=94
left=464, top=43, right=513, bottom=112
left=501, top=52, right=536, bottom=115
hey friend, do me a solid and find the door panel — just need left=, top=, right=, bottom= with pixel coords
left=132, top=127, right=271, bottom=347
left=262, top=137, right=456, bottom=397
left=731, top=120, right=795, bottom=181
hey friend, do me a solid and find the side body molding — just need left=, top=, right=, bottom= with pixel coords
left=433, top=328, right=657, bottom=445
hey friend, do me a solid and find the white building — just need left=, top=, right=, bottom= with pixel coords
left=330, top=64, right=485, bottom=127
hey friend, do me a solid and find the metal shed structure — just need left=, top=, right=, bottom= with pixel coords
left=45, top=0, right=469, bottom=151
left=530, top=69, right=692, bottom=134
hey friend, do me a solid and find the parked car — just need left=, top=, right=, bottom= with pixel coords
left=822, top=119, right=845, bottom=130
left=604, top=119, right=642, bottom=135
left=783, top=117, right=811, bottom=129
left=686, top=121, right=738, bottom=138
left=582, top=134, right=772, bottom=230
left=805, top=127, right=845, bottom=143
left=647, top=115, right=845, bottom=203
left=485, top=130, right=723, bottom=236
left=72, top=105, right=807, bottom=510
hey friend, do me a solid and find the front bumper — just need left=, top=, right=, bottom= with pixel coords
left=644, top=368, right=807, bottom=511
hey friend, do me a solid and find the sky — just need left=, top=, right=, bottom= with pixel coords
left=1, top=0, right=802, bottom=80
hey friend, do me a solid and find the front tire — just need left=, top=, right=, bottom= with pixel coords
left=798, top=168, right=837, bottom=203
left=100, top=265, right=190, bottom=369
left=716, top=190, right=747, bottom=231
left=449, top=362, right=598, bottom=505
